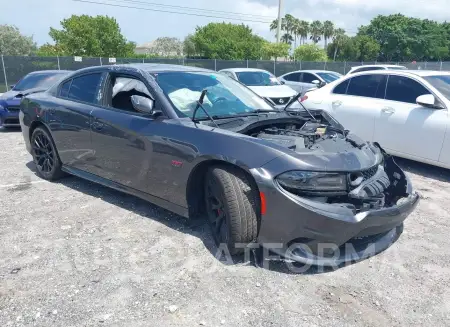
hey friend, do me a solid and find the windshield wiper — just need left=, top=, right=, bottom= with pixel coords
left=192, top=90, right=220, bottom=128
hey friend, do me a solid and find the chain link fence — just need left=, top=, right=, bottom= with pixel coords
left=0, top=55, right=448, bottom=93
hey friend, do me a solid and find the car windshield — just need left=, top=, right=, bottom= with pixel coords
left=316, top=72, right=342, bottom=83
left=13, top=72, right=66, bottom=91
left=154, top=71, right=273, bottom=118
left=424, top=75, right=450, bottom=101
left=235, top=71, right=280, bottom=86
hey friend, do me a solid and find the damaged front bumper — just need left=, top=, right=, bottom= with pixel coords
left=252, top=156, right=419, bottom=266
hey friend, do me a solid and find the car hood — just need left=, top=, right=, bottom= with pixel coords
left=248, top=85, right=297, bottom=98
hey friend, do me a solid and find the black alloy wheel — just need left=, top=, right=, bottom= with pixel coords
left=31, top=127, right=64, bottom=180
left=205, top=177, right=230, bottom=245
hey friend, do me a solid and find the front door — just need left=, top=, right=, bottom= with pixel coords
left=89, top=74, right=156, bottom=193
left=373, top=75, right=447, bottom=162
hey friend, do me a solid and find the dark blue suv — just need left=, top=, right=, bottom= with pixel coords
left=0, top=70, right=70, bottom=128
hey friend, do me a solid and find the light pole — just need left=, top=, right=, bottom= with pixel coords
left=276, top=0, right=284, bottom=43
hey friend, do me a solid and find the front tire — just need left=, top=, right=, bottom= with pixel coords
left=31, top=127, right=64, bottom=181
left=204, top=166, right=259, bottom=255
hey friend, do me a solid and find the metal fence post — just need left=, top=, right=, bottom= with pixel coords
left=273, top=60, right=276, bottom=75
left=299, top=60, right=302, bottom=70
left=1, top=54, right=8, bottom=90
left=99, top=57, right=103, bottom=66
left=57, top=56, right=60, bottom=70
left=142, top=58, right=145, bottom=63
left=182, top=57, right=185, bottom=66
left=440, top=61, right=443, bottom=71
left=344, top=61, right=347, bottom=74
left=214, top=59, right=217, bottom=71
left=246, top=59, right=248, bottom=68
left=424, top=61, right=427, bottom=69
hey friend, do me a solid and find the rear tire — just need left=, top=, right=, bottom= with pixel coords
left=204, top=166, right=259, bottom=255
left=31, top=127, right=64, bottom=181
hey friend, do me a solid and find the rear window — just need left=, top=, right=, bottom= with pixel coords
left=13, top=72, right=67, bottom=91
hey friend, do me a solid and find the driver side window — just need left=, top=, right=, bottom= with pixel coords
left=105, top=75, right=153, bottom=113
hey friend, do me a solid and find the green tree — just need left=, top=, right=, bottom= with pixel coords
left=281, top=33, right=294, bottom=45
left=294, top=44, right=328, bottom=61
left=309, top=20, right=323, bottom=44
left=49, top=15, right=135, bottom=57
left=35, top=43, right=66, bottom=56
left=297, top=20, right=310, bottom=45
left=192, top=23, right=265, bottom=60
left=358, top=14, right=449, bottom=61
left=353, top=35, right=380, bottom=61
left=152, top=37, right=182, bottom=57
left=262, top=42, right=290, bottom=59
left=183, top=34, right=197, bottom=57
left=0, top=25, right=36, bottom=55
left=323, top=20, right=335, bottom=49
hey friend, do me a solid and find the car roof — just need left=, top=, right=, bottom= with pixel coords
left=27, top=70, right=72, bottom=75
left=348, top=69, right=450, bottom=78
left=219, top=68, right=270, bottom=73
left=282, top=70, right=341, bottom=75
left=350, top=64, right=406, bottom=70
left=73, top=63, right=212, bottom=75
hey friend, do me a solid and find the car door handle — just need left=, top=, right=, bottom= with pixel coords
left=92, top=121, right=104, bottom=130
left=381, top=107, right=395, bottom=114
left=332, top=100, right=342, bottom=107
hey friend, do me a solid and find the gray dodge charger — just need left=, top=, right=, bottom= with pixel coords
left=19, top=64, right=419, bottom=266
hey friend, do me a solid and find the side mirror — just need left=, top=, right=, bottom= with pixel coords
left=416, top=94, right=444, bottom=109
left=131, top=95, right=154, bottom=114
left=280, top=80, right=285, bottom=85
left=311, top=80, right=321, bottom=87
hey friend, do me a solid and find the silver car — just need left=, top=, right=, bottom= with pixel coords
left=278, top=70, right=343, bottom=95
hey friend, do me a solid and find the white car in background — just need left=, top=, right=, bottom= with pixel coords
left=278, top=70, right=343, bottom=95
left=219, top=68, right=297, bottom=108
left=347, top=64, right=407, bottom=75
left=300, top=70, right=450, bottom=169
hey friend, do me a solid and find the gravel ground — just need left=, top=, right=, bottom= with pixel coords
left=0, top=128, right=449, bottom=327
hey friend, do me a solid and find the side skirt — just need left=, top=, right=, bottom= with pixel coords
left=61, top=165, right=189, bottom=218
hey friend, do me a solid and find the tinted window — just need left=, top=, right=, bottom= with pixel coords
left=351, top=67, right=384, bottom=74
left=301, top=73, right=316, bottom=83
left=68, top=73, right=103, bottom=104
left=13, top=72, right=67, bottom=91
left=235, top=71, right=280, bottom=86
left=59, top=80, right=71, bottom=98
left=284, top=73, right=301, bottom=82
left=347, top=74, right=386, bottom=98
left=386, top=76, right=431, bottom=104
left=333, top=79, right=350, bottom=94
left=424, top=75, right=450, bottom=101
left=317, top=72, right=342, bottom=83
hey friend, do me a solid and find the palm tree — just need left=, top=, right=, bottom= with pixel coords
left=283, top=14, right=296, bottom=42
left=309, top=20, right=323, bottom=44
left=332, top=28, right=346, bottom=61
left=292, top=18, right=301, bottom=49
left=281, top=33, right=294, bottom=45
left=297, top=20, right=310, bottom=45
left=270, top=19, right=279, bottom=32
left=323, top=20, right=335, bottom=49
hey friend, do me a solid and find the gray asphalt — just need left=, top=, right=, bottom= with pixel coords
left=0, top=128, right=449, bottom=326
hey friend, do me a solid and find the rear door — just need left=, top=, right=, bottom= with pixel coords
left=326, top=74, right=387, bottom=142
left=48, top=72, right=105, bottom=172
left=373, top=75, right=447, bottom=162
left=280, top=72, right=302, bottom=93
left=299, top=72, right=318, bottom=94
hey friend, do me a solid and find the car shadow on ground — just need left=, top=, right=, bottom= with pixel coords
left=24, top=161, right=396, bottom=275
left=395, top=157, right=450, bottom=183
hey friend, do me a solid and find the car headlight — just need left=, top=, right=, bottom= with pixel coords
left=277, top=171, right=347, bottom=192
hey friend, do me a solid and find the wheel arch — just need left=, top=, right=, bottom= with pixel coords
left=186, top=159, right=261, bottom=219
left=29, top=120, right=51, bottom=142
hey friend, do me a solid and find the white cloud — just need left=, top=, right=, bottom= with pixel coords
left=1, top=0, right=449, bottom=46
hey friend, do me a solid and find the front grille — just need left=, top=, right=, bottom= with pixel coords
left=268, top=97, right=291, bottom=105
left=6, top=106, right=20, bottom=112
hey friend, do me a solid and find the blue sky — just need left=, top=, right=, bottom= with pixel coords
left=1, top=0, right=448, bottom=46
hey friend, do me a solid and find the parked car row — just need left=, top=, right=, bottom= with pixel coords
left=17, top=63, right=418, bottom=266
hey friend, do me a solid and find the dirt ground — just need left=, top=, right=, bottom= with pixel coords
left=0, top=128, right=449, bottom=327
